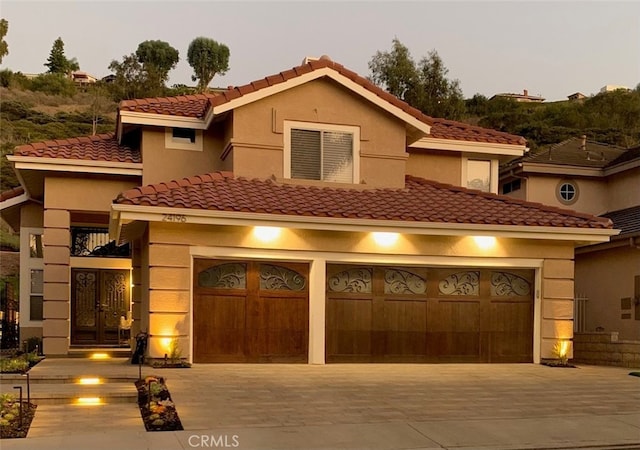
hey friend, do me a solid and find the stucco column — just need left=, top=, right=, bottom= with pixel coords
left=540, top=259, right=575, bottom=359
left=42, top=209, right=71, bottom=355
left=308, top=258, right=326, bottom=364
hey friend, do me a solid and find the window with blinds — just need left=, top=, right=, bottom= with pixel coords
left=290, top=128, right=354, bottom=183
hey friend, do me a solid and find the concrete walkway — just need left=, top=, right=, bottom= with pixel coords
left=1, top=360, right=639, bottom=449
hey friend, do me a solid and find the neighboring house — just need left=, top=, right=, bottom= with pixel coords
left=490, top=89, right=545, bottom=103
left=70, top=71, right=97, bottom=86
left=567, top=92, right=586, bottom=102
left=599, top=85, right=631, bottom=93
left=500, top=139, right=640, bottom=340
left=1, top=57, right=616, bottom=364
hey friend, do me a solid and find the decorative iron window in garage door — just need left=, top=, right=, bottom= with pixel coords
left=259, top=264, right=306, bottom=291
left=438, top=271, right=480, bottom=295
left=328, top=267, right=372, bottom=293
left=384, top=268, right=427, bottom=294
left=198, top=263, right=247, bottom=289
left=490, top=272, right=531, bottom=296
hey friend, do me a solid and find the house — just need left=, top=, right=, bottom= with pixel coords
left=1, top=57, right=616, bottom=364
left=69, top=71, right=97, bottom=87
left=490, top=89, right=545, bottom=103
left=567, top=92, right=586, bottom=102
left=599, top=85, right=631, bottom=94
left=500, top=138, right=640, bottom=340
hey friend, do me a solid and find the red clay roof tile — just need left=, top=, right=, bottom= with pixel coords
left=117, top=59, right=524, bottom=146
left=114, top=172, right=610, bottom=230
left=0, top=186, right=25, bottom=202
left=13, top=133, right=141, bottom=164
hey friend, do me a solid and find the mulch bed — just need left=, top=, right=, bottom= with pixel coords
left=541, top=360, right=578, bottom=368
left=0, top=402, right=37, bottom=439
left=134, top=376, right=183, bottom=431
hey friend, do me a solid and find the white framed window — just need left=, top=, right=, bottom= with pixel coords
left=284, top=121, right=360, bottom=184
left=556, top=180, right=579, bottom=205
left=462, top=158, right=498, bottom=193
left=165, top=127, right=203, bottom=151
left=20, top=227, right=44, bottom=325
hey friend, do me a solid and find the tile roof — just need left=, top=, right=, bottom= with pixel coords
left=600, top=205, right=640, bottom=237
left=517, top=137, right=626, bottom=168
left=13, top=133, right=141, bottom=164
left=0, top=187, right=25, bottom=202
left=606, top=144, right=640, bottom=168
left=118, top=59, right=526, bottom=146
left=115, top=172, right=611, bottom=229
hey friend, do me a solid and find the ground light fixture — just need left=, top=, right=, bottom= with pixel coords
left=77, top=377, right=102, bottom=385
left=74, top=397, right=103, bottom=406
left=253, top=226, right=282, bottom=242
left=89, top=352, right=110, bottom=360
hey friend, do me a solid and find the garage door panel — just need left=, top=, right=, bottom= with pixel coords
left=427, top=299, right=481, bottom=359
left=194, top=294, right=246, bottom=361
left=194, top=259, right=309, bottom=363
left=326, top=297, right=372, bottom=360
left=383, top=299, right=427, bottom=356
left=489, top=300, right=533, bottom=362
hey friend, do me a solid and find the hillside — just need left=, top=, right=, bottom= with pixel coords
left=0, top=86, right=117, bottom=191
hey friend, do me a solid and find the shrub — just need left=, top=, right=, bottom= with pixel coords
left=29, top=73, right=76, bottom=97
left=0, top=69, right=12, bottom=88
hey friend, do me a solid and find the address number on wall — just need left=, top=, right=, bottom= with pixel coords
left=162, top=214, right=187, bottom=223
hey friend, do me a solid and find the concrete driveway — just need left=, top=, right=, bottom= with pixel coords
left=4, top=361, right=640, bottom=450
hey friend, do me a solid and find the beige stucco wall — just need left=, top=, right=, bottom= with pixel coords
left=44, top=177, right=139, bottom=212
left=141, top=125, right=226, bottom=185
left=406, top=151, right=462, bottom=185
left=140, top=221, right=575, bottom=360
left=230, top=78, right=409, bottom=188
left=526, top=176, right=608, bottom=215
left=20, top=203, right=44, bottom=228
left=607, top=167, right=640, bottom=212
left=575, top=245, right=640, bottom=341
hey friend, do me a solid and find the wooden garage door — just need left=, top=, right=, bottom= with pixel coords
left=193, top=259, right=309, bottom=363
left=326, top=265, right=533, bottom=363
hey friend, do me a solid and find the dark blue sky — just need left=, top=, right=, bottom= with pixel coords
left=2, top=1, right=638, bottom=101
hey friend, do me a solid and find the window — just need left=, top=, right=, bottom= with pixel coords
left=30, top=269, right=43, bottom=321
left=502, top=179, right=521, bottom=195
left=29, top=234, right=43, bottom=258
left=466, top=160, right=491, bottom=192
left=71, top=227, right=130, bottom=257
left=165, top=127, right=203, bottom=151
left=557, top=180, right=579, bottom=204
left=285, top=122, right=359, bottom=184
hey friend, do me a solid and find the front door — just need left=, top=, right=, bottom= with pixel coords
left=71, top=269, right=130, bottom=345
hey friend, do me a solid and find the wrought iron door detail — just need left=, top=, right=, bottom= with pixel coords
left=328, top=268, right=372, bottom=293
left=490, top=272, right=531, bottom=296
left=438, top=271, right=480, bottom=296
left=198, top=263, right=247, bottom=289
left=384, top=268, right=426, bottom=294
left=103, top=272, right=127, bottom=327
left=259, top=264, right=306, bottom=291
left=74, top=272, right=97, bottom=327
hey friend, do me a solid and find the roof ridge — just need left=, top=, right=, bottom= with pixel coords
left=15, top=132, right=117, bottom=152
left=404, top=175, right=611, bottom=225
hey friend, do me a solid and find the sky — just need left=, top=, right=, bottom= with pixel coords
left=1, top=1, right=639, bottom=101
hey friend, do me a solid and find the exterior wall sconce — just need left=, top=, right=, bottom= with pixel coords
left=253, top=226, right=282, bottom=242
left=472, top=236, right=496, bottom=250
left=372, top=232, right=399, bottom=247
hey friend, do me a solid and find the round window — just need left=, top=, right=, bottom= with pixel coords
left=557, top=181, right=578, bottom=205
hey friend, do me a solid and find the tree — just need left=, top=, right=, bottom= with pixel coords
left=135, top=40, right=179, bottom=94
left=107, top=53, right=154, bottom=101
left=368, top=38, right=419, bottom=103
left=44, top=37, right=79, bottom=74
left=187, top=37, right=230, bottom=93
left=0, top=19, right=8, bottom=64
left=368, top=39, right=465, bottom=119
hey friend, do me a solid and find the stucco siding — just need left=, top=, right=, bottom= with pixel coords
left=406, top=151, right=462, bottom=186
left=606, top=167, right=640, bottom=212
left=575, top=245, right=640, bottom=340
left=526, top=176, right=608, bottom=215
left=231, top=78, right=408, bottom=188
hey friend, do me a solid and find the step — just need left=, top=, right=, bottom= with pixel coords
left=0, top=373, right=138, bottom=384
left=66, top=348, right=132, bottom=359
left=26, top=382, right=138, bottom=405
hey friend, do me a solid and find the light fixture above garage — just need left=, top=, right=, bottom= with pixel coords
left=372, top=232, right=399, bottom=246
left=472, top=236, right=497, bottom=250
left=253, top=226, right=282, bottom=242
